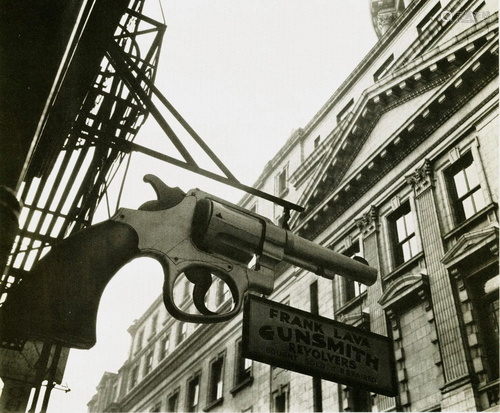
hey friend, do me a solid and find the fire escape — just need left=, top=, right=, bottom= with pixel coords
left=0, top=1, right=165, bottom=410
left=0, top=1, right=304, bottom=410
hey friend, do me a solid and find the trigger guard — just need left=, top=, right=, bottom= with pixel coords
left=162, top=261, right=249, bottom=324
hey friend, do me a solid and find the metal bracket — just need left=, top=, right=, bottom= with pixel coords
left=106, top=41, right=304, bottom=213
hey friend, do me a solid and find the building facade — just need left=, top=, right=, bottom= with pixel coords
left=88, top=0, right=499, bottom=411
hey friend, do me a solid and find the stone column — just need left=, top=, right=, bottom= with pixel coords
left=355, top=206, right=386, bottom=336
left=355, top=206, right=396, bottom=412
left=405, top=160, right=471, bottom=390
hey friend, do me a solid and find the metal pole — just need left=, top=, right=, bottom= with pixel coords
left=40, top=344, right=62, bottom=413
left=27, top=342, right=52, bottom=413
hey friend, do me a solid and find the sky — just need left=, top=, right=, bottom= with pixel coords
left=45, top=2, right=378, bottom=412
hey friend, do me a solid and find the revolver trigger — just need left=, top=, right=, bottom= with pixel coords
left=184, top=267, right=217, bottom=316
left=138, top=174, right=186, bottom=211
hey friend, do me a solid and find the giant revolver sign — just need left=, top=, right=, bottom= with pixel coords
left=242, top=295, right=397, bottom=396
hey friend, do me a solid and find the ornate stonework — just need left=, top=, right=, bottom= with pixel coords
left=405, top=158, right=434, bottom=195
left=370, top=0, right=406, bottom=38
left=376, top=11, right=398, bottom=36
left=355, top=205, right=379, bottom=235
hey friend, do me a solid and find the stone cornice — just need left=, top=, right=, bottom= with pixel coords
left=298, top=0, right=427, bottom=140
left=293, top=32, right=498, bottom=240
left=239, top=1, right=432, bottom=207
left=291, top=16, right=498, bottom=230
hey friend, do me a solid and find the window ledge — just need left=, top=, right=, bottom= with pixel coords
left=203, top=397, right=223, bottom=412
left=383, top=252, right=424, bottom=283
left=230, top=377, right=254, bottom=396
left=336, top=290, right=367, bottom=315
left=443, top=203, right=497, bottom=242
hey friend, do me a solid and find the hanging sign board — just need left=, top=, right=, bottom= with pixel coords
left=242, top=295, right=397, bottom=397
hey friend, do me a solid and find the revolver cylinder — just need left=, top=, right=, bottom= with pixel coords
left=191, top=198, right=264, bottom=264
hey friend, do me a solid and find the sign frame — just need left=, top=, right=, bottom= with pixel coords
left=242, top=294, right=397, bottom=397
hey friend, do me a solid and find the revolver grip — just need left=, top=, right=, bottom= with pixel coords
left=1, top=220, right=140, bottom=349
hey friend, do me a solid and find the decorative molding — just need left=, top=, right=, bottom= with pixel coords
left=391, top=195, right=401, bottom=211
left=338, top=312, right=370, bottom=330
left=297, top=76, right=498, bottom=240
left=405, top=158, right=434, bottom=196
left=378, top=271, right=430, bottom=311
left=295, top=33, right=498, bottom=239
left=441, top=226, right=499, bottom=269
left=370, top=0, right=406, bottom=39
left=448, top=147, right=461, bottom=164
left=355, top=205, right=379, bottom=235
left=376, top=11, right=399, bottom=36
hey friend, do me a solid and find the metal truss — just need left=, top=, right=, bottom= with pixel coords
left=1, top=0, right=303, bottom=353
left=0, top=0, right=165, bottom=350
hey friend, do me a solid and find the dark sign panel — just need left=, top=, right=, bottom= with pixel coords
left=242, top=295, right=397, bottom=397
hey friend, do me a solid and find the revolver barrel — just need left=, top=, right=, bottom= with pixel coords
left=283, top=232, right=377, bottom=285
left=192, top=197, right=377, bottom=286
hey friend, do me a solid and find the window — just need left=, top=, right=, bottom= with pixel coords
left=272, top=384, right=289, bottom=412
left=342, top=242, right=367, bottom=302
left=373, top=54, right=394, bottom=81
left=235, top=339, right=252, bottom=386
left=183, top=278, right=191, bottom=301
left=310, top=281, right=319, bottom=314
left=160, top=332, right=171, bottom=360
left=215, top=278, right=231, bottom=307
left=208, top=354, right=225, bottom=404
left=129, top=365, right=139, bottom=389
left=136, top=329, right=144, bottom=353
left=314, top=136, right=321, bottom=149
left=275, top=165, right=288, bottom=197
left=472, top=2, right=490, bottom=23
left=177, top=322, right=187, bottom=344
left=186, top=373, right=201, bottom=412
left=167, top=389, right=179, bottom=412
left=390, top=202, right=418, bottom=267
left=151, top=314, right=158, bottom=337
left=446, top=151, right=486, bottom=223
left=468, top=267, right=499, bottom=381
left=144, top=351, right=154, bottom=376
